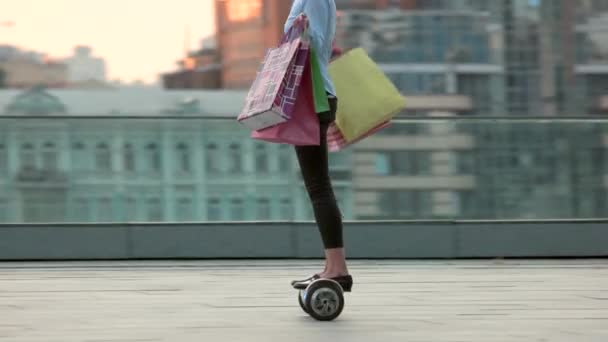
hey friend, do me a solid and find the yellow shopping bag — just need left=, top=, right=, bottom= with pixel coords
left=329, top=48, right=406, bottom=142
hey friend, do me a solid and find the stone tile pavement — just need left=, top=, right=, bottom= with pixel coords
left=0, top=259, right=607, bottom=342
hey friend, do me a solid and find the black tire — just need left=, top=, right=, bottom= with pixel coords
left=298, top=290, right=310, bottom=314
left=304, top=279, right=344, bottom=321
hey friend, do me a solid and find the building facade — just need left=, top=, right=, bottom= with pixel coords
left=0, top=87, right=353, bottom=223
left=162, top=45, right=222, bottom=89
left=63, top=46, right=107, bottom=83
left=214, top=0, right=292, bottom=89
left=0, top=59, right=68, bottom=89
left=335, top=0, right=608, bottom=219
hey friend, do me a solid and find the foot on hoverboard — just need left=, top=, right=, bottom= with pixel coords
left=292, top=274, right=353, bottom=292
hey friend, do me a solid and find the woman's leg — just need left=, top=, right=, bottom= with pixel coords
left=294, top=115, right=349, bottom=278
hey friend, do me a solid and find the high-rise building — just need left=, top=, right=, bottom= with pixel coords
left=162, top=38, right=222, bottom=90
left=214, top=0, right=292, bottom=89
left=63, top=46, right=107, bottom=83
left=336, top=0, right=608, bottom=219
left=336, top=1, right=497, bottom=219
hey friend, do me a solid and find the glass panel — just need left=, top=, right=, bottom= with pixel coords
left=0, top=117, right=605, bottom=222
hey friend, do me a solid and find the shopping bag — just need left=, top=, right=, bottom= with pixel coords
left=327, top=121, right=391, bottom=152
left=251, top=49, right=320, bottom=146
left=237, top=20, right=310, bottom=131
left=329, top=48, right=406, bottom=142
left=310, top=46, right=330, bottom=113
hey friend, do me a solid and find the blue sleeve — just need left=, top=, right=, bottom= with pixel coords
left=302, top=0, right=330, bottom=50
left=284, top=0, right=304, bottom=33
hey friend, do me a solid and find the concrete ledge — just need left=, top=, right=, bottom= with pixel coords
left=0, top=225, right=129, bottom=259
left=0, top=220, right=607, bottom=260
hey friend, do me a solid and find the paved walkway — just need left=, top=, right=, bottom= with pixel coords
left=0, top=259, right=607, bottom=342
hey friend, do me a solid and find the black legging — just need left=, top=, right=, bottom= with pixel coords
left=294, top=97, right=343, bottom=249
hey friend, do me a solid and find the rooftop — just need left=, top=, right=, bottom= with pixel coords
left=0, top=88, right=248, bottom=117
left=0, top=259, right=606, bottom=341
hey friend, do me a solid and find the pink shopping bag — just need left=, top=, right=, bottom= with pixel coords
left=237, top=20, right=310, bottom=131
left=251, top=50, right=320, bottom=146
left=327, top=121, right=391, bottom=152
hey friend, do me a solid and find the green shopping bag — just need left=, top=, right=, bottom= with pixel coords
left=310, top=47, right=330, bottom=113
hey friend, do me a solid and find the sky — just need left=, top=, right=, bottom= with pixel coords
left=0, top=0, right=216, bottom=83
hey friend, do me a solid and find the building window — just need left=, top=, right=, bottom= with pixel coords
left=457, top=150, right=475, bottom=174
left=176, top=143, right=191, bottom=173
left=72, top=142, right=88, bottom=171
left=206, top=143, right=220, bottom=173
left=20, top=143, right=36, bottom=170
left=176, top=197, right=193, bottom=221
left=279, top=198, right=292, bottom=220
left=41, top=142, right=58, bottom=171
left=97, top=197, right=113, bottom=222
left=0, top=144, right=7, bottom=174
left=146, top=198, right=162, bottom=221
left=125, top=197, right=137, bottom=221
left=278, top=144, right=291, bottom=172
left=458, top=191, right=476, bottom=218
left=124, top=144, right=135, bottom=172
left=228, top=143, right=242, bottom=173
left=390, top=151, right=431, bottom=175
left=226, top=0, right=262, bottom=22
left=255, top=143, right=268, bottom=173
left=374, top=153, right=390, bottom=175
left=379, top=191, right=432, bottom=219
left=230, top=198, right=245, bottom=221
left=256, top=198, right=271, bottom=220
left=146, top=143, right=161, bottom=172
left=95, top=143, right=112, bottom=172
left=207, top=198, right=221, bottom=221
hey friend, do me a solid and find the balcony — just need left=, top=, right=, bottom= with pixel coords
left=356, top=134, right=474, bottom=150
left=402, top=95, right=473, bottom=112
left=354, top=175, right=475, bottom=190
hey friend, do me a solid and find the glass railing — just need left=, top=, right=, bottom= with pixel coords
left=0, top=116, right=607, bottom=223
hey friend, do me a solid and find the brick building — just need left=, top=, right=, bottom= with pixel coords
left=214, top=0, right=292, bottom=89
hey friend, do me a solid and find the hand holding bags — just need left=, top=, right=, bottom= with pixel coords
left=250, top=48, right=321, bottom=146
left=327, top=48, right=406, bottom=149
left=237, top=19, right=310, bottom=131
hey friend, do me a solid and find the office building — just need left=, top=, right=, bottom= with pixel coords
left=214, top=0, right=292, bottom=88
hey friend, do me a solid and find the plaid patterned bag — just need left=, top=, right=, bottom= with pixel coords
left=237, top=20, right=310, bottom=131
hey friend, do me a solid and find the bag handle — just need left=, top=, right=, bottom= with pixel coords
left=281, top=14, right=309, bottom=44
